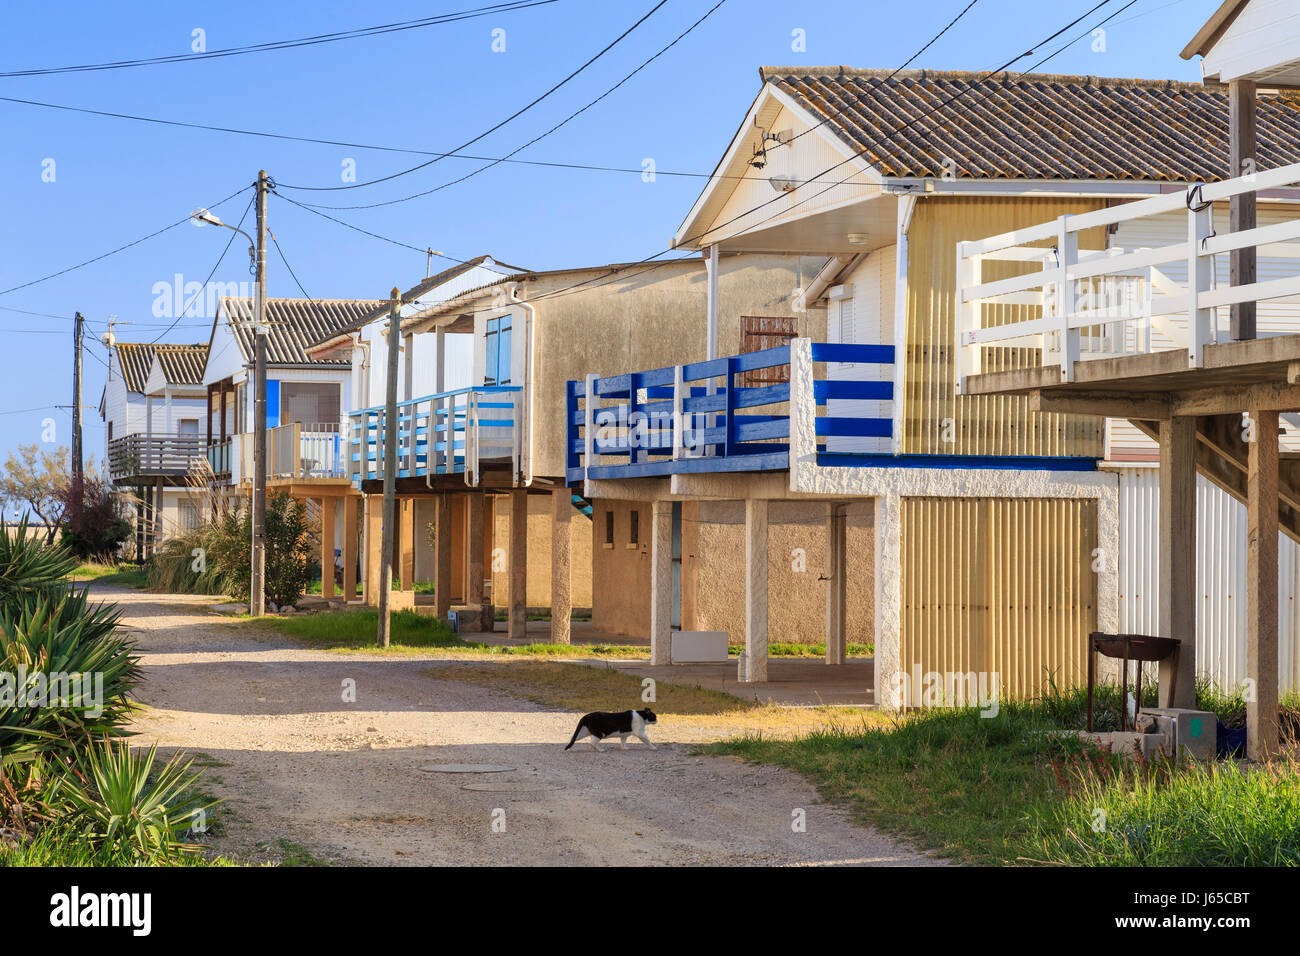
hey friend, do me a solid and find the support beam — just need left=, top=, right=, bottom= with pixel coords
left=320, top=497, right=335, bottom=598
left=825, top=502, right=848, bottom=665
left=435, top=493, right=452, bottom=619
left=550, top=490, right=572, bottom=645
left=467, top=492, right=486, bottom=614
left=742, top=498, right=769, bottom=683
left=1158, top=417, right=1198, bottom=707
left=399, top=497, right=415, bottom=591
left=649, top=499, right=673, bottom=665
left=1031, top=390, right=1172, bottom=420
left=1230, top=78, right=1257, bottom=341
left=364, top=493, right=383, bottom=605
left=342, top=494, right=358, bottom=602
left=508, top=490, right=527, bottom=639
left=1247, top=408, right=1280, bottom=759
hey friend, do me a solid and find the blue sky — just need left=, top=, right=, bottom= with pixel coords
left=0, top=0, right=1221, bottom=472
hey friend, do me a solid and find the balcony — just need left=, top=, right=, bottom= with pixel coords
left=108, top=433, right=207, bottom=483
left=348, top=386, right=521, bottom=485
left=207, top=423, right=347, bottom=486
left=565, top=341, right=895, bottom=482
left=954, top=158, right=1300, bottom=394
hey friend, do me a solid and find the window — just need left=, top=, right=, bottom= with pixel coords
left=484, top=315, right=512, bottom=386
left=604, top=510, right=614, bottom=547
left=179, top=500, right=200, bottom=531
left=739, top=315, right=798, bottom=385
left=178, top=418, right=199, bottom=437
left=628, top=509, right=640, bottom=547
left=280, top=382, right=341, bottom=429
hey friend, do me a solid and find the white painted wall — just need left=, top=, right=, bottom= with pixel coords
left=827, top=246, right=894, bottom=453
left=1201, top=0, right=1300, bottom=85
left=1113, top=465, right=1300, bottom=694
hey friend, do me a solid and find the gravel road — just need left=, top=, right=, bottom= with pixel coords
left=109, top=586, right=942, bottom=867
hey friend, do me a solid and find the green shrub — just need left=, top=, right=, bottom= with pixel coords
left=147, top=528, right=239, bottom=596
left=205, top=494, right=315, bottom=608
left=0, top=517, right=79, bottom=605
left=57, top=476, right=133, bottom=562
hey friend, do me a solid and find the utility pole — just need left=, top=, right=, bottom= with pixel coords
left=251, top=170, right=270, bottom=616
left=377, top=288, right=402, bottom=647
left=71, top=312, right=84, bottom=502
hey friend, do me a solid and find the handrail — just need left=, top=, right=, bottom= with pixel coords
left=350, top=384, right=520, bottom=417
left=566, top=339, right=895, bottom=481
left=955, top=157, right=1300, bottom=392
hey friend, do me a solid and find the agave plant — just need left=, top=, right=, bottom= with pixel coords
left=0, top=587, right=140, bottom=769
left=62, top=738, right=213, bottom=863
left=0, top=517, right=79, bottom=607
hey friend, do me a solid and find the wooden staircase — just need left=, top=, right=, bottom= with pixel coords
left=1130, top=416, right=1300, bottom=543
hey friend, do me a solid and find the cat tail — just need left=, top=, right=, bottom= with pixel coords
left=564, top=721, right=585, bottom=750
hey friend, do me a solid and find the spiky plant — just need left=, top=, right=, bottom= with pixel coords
left=61, top=738, right=213, bottom=862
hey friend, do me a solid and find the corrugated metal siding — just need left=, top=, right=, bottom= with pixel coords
left=1116, top=467, right=1300, bottom=694
left=903, top=196, right=1108, bottom=456
left=901, top=496, right=1097, bottom=700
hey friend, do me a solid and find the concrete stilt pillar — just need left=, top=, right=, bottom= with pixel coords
left=551, top=490, right=572, bottom=645
left=467, top=493, right=487, bottom=630
left=1158, top=417, right=1197, bottom=708
left=342, top=495, right=359, bottom=602
left=435, top=493, right=452, bottom=619
left=320, top=497, right=336, bottom=598
left=742, top=497, right=769, bottom=683
left=825, top=502, right=847, bottom=665
left=1247, top=408, right=1280, bottom=758
left=364, top=494, right=383, bottom=606
left=509, top=490, right=528, bottom=640
left=650, top=499, right=673, bottom=665
left=399, top=497, right=415, bottom=592
left=874, top=494, right=902, bottom=710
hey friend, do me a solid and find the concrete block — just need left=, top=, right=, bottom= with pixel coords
left=672, top=630, right=729, bottom=663
left=1084, top=730, right=1171, bottom=760
left=1139, top=707, right=1217, bottom=761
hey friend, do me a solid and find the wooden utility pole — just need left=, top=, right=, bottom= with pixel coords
left=251, top=170, right=269, bottom=615
left=1230, top=78, right=1257, bottom=340
left=70, top=312, right=84, bottom=518
left=376, top=288, right=401, bottom=647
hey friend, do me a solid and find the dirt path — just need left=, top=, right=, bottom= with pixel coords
left=108, top=586, right=941, bottom=867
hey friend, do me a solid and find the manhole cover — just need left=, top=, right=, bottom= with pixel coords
left=418, top=764, right=516, bottom=774
left=461, top=782, right=564, bottom=793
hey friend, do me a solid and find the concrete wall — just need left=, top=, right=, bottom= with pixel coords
left=589, top=497, right=874, bottom=645
left=489, top=493, right=593, bottom=612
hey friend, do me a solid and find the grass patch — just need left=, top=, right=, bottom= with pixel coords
left=265, top=607, right=468, bottom=650
left=70, top=562, right=148, bottom=589
left=728, top=642, right=874, bottom=658
left=259, top=837, right=329, bottom=867
left=0, top=825, right=239, bottom=866
left=425, top=659, right=877, bottom=739
left=1025, top=757, right=1300, bottom=866
left=709, top=704, right=1116, bottom=864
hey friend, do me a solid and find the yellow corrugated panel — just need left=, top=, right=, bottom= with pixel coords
left=901, top=496, right=1097, bottom=702
left=903, top=196, right=1108, bottom=457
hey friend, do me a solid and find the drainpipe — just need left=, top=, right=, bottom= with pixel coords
left=355, top=335, right=372, bottom=409
left=507, top=282, right=536, bottom=487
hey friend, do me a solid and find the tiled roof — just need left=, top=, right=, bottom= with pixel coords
left=114, top=342, right=207, bottom=393
left=305, top=255, right=529, bottom=350
left=220, top=298, right=385, bottom=366
left=760, top=67, right=1300, bottom=182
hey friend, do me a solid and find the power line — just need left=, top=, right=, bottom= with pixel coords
left=0, top=184, right=252, bottom=298
left=297, top=0, right=731, bottom=211
left=506, top=0, right=1127, bottom=309
left=269, top=230, right=314, bottom=301
left=148, top=194, right=255, bottom=344
left=0, top=1, right=556, bottom=78
left=277, top=0, right=671, bottom=194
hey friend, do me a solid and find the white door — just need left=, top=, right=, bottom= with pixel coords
left=826, top=250, right=892, bottom=453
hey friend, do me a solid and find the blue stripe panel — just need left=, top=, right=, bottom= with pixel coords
left=815, top=417, right=893, bottom=437
left=810, top=343, right=895, bottom=364
left=814, top=380, right=893, bottom=401
left=814, top=453, right=1099, bottom=471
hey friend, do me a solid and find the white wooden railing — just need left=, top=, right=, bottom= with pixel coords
left=955, top=159, right=1300, bottom=393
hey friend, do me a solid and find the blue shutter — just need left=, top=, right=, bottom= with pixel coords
left=265, top=379, right=280, bottom=428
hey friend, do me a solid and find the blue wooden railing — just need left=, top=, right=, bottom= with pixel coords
left=349, top=385, right=521, bottom=484
left=566, top=341, right=894, bottom=482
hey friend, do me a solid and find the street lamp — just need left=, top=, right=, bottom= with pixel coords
left=189, top=169, right=270, bottom=615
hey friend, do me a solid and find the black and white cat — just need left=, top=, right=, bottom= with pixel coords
left=564, top=709, right=657, bottom=751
